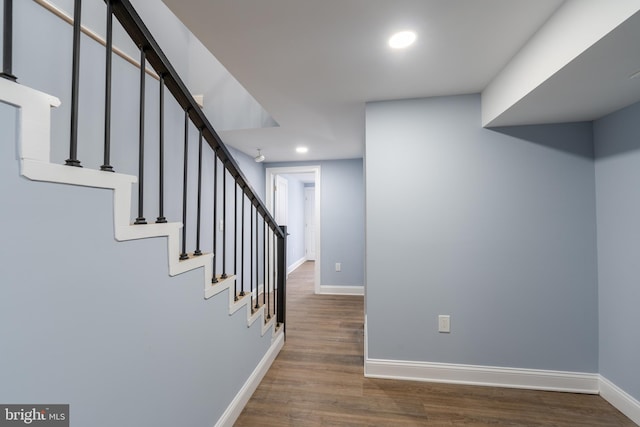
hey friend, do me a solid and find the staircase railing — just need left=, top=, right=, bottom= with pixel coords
left=1, top=0, right=286, bottom=327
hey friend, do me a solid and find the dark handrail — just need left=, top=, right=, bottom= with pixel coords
left=110, top=0, right=284, bottom=238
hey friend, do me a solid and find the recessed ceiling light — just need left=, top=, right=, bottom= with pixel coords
left=296, top=146, right=309, bottom=154
left=388, top=31, right=416, bottom=49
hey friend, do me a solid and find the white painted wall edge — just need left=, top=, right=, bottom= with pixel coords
left=600, top=376, right=640, bottom=425
left=214, top=332, right=285, bottom=427
left=482, top=0, right=640, bottom=126
left=287, top=256, right=307, bottom=276
left=319, top=285, right=364, bottom=296
left=364, top=358, right=599, bottom=394
left=34, top=0, right=159, bottom=80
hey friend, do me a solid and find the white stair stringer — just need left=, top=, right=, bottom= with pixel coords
left=1, top=77, right=281, bottom=341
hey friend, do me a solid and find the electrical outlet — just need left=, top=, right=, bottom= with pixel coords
left=438, top=315, right=451, bottom=333
left=335, top=262, right=341, bottom=272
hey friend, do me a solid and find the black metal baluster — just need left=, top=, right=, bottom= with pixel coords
left=234, top=183, right=239, bottom=301
left=65, top=0, right=82, bottom=167
left=193, top=129, right=203, bottom=256
left=100, top=0, right=114, bottom=172
left=250, top=203, right=254, bottom=309
left=156, top=74, right=167, bottom=223
left=263, top=218, right=266, bottom=309
left=179, top=109, right=189, bottom=260
left=273, top=229, right=277, bottom=321
left=266, top=224, right=271, bottom=319
left=255, top=207, right=259, bottom=310
left=134, top=47, right=147, bottom=224
left=277, top=226, right=287, bottom=327
left=211, top=153, right=218, bottom=282
left=221, top=167, right=228, bottom=279
left=239, top=194, right=245, bottom=297
left=1, top=0, right=16, bottom=81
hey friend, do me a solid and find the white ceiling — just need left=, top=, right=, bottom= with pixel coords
left=161, top=0, right=640, bottom=162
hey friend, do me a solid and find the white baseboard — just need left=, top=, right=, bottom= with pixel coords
left=365, top=358, right=599, bottom=394
left=600, top=376, right=640, bottom=425
left=287, top=257, right=307, bottom=275
left=319, top=285, right=364, bottom=296
left=215, top=332, right=285, bottom=427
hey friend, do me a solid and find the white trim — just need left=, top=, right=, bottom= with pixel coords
left=266, top=166, right=321, bottom=294
left=214, top=332, right=285, bottom=427
left=287, top=256, right=307, bottom=276
left=365, top=358, right=599, bottom=394
left=319, top=285, right=364, bottom=296
left=600, top=376, right=640, bottom=425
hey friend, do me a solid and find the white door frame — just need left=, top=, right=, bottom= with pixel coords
left=304, top=186, right=316, bottom=261
left=266, top=166, right=321, bottom=294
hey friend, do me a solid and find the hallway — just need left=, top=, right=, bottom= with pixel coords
left=235, top=262, right=633, bottom=426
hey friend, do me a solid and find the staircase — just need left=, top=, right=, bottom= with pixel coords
left=0, top=0, right=286, bottom=425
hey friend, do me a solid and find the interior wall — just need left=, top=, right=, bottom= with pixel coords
left=265, top=160, right=364, bottom=287
left=365, top=94, right=599, bottom=372
left=594, top=100, right=640, bottom=401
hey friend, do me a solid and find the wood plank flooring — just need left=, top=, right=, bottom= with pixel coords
left=235, top=261, right=635, bottom=426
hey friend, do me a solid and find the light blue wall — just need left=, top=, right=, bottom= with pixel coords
left=322, top=160, right=365, bottom=286
left=365, top=95, right=599, bottom=372
left=0, top=1, right=278, bottom=425
left=265, top=160, right=365, bottom=287
left=594, top=100, right=640, bottom=401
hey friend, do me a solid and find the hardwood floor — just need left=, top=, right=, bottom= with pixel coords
left=235, top=261, right=635, bottom=426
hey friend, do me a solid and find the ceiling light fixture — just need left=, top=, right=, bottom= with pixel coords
left=388, top=31, right=416, bottom=49
left=254, top=149, right=265, bottom=163
left=296, top=146, right=309, bottom=154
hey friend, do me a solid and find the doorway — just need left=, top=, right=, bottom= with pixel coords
left=266, top=166, right=321, bottom=294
